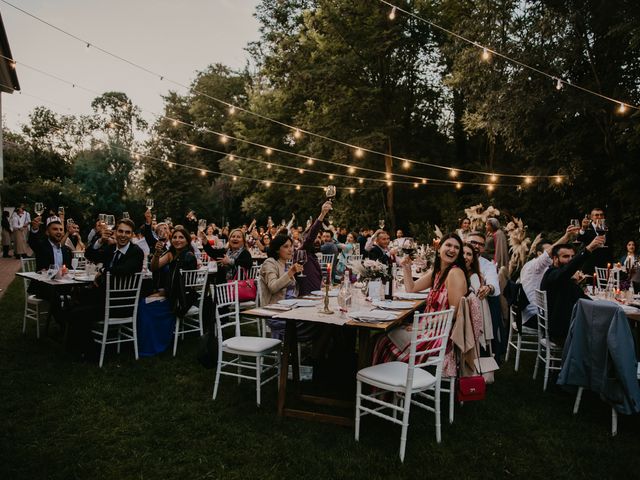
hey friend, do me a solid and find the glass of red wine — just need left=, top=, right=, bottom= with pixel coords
left=295, top=249, right=307, bottom=277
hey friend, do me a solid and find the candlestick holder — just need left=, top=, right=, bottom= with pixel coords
left=319, top=278, right=334, bottom=315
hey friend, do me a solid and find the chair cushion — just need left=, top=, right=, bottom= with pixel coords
left=357, top=361, right=437, bottom=391
left=222, top=336, right=281, bottom=354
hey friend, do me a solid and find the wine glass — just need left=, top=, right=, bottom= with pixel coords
left=402, top=238, right=417, bottom=259
left=105, top=215, right=115, bottom=230
left=66, top=218, right=74, bottom=227
left=295, top=250, right=307, bottom=277
left=570, top=218, right=579, bottom=228
left=47, top=264, right=58, bottom=279
left=98, top=213, right=106, bottom=223
left=122, top=211, right=130, bottom=219
left=146, top=198, right=154, bottom=211
left=71, top=257, right=79, bottom=274
left=198, top=219, right=207, bottom=232
left=34, top=202, right=44, bottom=216
left=325, top=185, right=336, bottom=201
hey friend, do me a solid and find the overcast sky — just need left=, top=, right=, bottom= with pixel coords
left=1, top=0, right=261, bottom=131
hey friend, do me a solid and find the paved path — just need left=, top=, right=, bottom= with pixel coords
left=0, top=257, right=21, bottom=300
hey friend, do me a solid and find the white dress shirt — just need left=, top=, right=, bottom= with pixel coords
left=49, top=239, right=64, bottom=267
left=478, top=256, right=500, bottom=296
left=519, top=251, right=552, bottom=322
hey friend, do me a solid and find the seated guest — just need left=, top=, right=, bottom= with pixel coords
left=297, top=201, right=332, bottom=296
left=85, top=218, right=145, bottom=285
left=200, top=227, right=252, bottom=282
left=540, top=235, right=605, bottom=343
left=150, top=225, right=198, bottom=299
left=620, top=240, right=638, bottom=272
left=63, top=221, right=85, bottom=252
left=335, top=232, right=358, bottom=281
left=366, top=229, right=394, bottom=266
left=462, top=243, right=483, bottom=293
left=86, top=218, right=105, bottom=247
left=373, top=233, right=467, bottom=365
left=456, top=217, right=471, bottom=242
left=519, top=226, right=579, bottom=327
left=28, top=216, right=72, bottom=272
left=259, top=234, right=304, bottom=339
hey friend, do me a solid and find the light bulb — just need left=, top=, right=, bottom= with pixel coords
left=403, top=160, right=410, bottom=169
left=355, top=147, right=364, bottom=158
left=200, top=170, right=206, bottom=176
left=265, top=181, right=272, bottom=187
left=329, top=174, right=335, bottom=180
left=265, top=147, right=273, bottom=155
left=386, top=181, right=392, bottom=186
left=389, top=6, right=396, bottom=20
left=298, top=168, right=304, bottom=174
left=190, top=145, right=197, bottom=152
left=220, top=135, right=228, bottom=144
left=385, top=173, right=391, bottom=180
left=556, top=78, right=563, bottom=90
left=348, top=166, right=356, bottom=174
left=349, top=188, right=355, bottom=194
left=228, top=155, right=235, bottom=161
left=413, top=183, right=419, bottom=188
left=481, top=47, right=491, bottom=61
left=487, top=184, right=495, bottom=192
left=618, top=102, right=627, bottom=113
left=358, top=178, right=364, bottom=184
left=449, top=169, right=458, bottom=178
left=293, top=128, right=302, bottom=139
left=296, top=185, right=301, bottom=191
left=421, top=178, right=427, bottom=184
left=555, top=176, right=562, bottom=184
left=266, top=163, right=272, bottom=169
left=232, top=176, right=237, bottom=181
left=228, top=105, right=236, bottom=115
left=490, top=174, right=497, bottom=182
left=456, top=182, right=462, bottom=190
left=307, top=158, right=314, bottom=165
left=524, top=176, right=533, bottom=184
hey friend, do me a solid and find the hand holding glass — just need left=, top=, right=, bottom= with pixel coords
left=295, top=250, right=307, bottom=277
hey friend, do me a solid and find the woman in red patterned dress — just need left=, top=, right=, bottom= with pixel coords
left=372, top=233, right=467, bottom=365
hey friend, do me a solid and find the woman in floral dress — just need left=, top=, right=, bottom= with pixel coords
left=372, top=233, right=467, bottom=365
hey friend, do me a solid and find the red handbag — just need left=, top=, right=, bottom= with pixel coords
left=456, top=375, right=486, bottom=402
left=237, top=278, right=257, bottom=302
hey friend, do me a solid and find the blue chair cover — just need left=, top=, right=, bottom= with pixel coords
left=137, top=298, right=176, bottom=357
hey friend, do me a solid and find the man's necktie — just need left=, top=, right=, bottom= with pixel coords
left=111, top=250, right=122, bottom=268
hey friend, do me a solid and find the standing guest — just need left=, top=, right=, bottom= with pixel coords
left=336, top=227, right=348, bottom=244
left=366, top=230, right=394, bottom=266
left=10, top=205, right=31, bottom=259
left=372, top=233, right=467, bottom=364
left=467, top=231, right=505, bottom=360
left=484, top=218, right=509, bottom=268
left=456, top=217, right=472, bottom=242
left=335, top=232, right=358, bottom=281
left=576, top=207, right=611, bottom=273
left=297, top=201, right=332, bottom=296
left=200, top=227, right=252, bottom=282
left=540, top=235, right=605, bottom=343
left=2, top=211, right=12, bottom=258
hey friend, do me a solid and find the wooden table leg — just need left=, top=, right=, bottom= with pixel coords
left=357, top=328, right=371, bottom=370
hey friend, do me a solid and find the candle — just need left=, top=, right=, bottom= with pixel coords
left=326, top=263, right=332, bottom=280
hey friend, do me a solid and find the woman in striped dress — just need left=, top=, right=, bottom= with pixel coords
left=372, top=233, right=467, bottom=365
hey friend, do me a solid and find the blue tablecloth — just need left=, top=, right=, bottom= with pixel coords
left=137, top=298, right=176, bottom=357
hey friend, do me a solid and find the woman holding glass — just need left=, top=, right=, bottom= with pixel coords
left=335, top=231, right=358, bottom=281
left=200, top=227, right=253, bottom=282
left=372, top=233, right=467, bottom=365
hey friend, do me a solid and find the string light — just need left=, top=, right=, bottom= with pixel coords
left=190, top=145, right=197, bottom=152
left=9, top=59, right=16, bottom=69
left=265, top=181, right=272, bottom=187
left=490, top=174, right=497, bottom=183
left=329, top=174, right=335, bottom=180
left=266, top=163, right=272, bottom=169
left=220, top=135, right=228, bottom=144
left=421, top=178, right=427, bottom=184
left=3, top=2, right=631, bottom=182
left=85, top=42, right=90, bottom=50
left=403, top=160, right=410, bottom=169
left=456, top=182, right=463, bottom=190
left=298, top=168, right=304, bottom=174
left=481, top=47, right=491, bottom=61
left=349, top=187, right=355, bottom=194
left=385, top=173, right=391, bottom=180
left=358, top=178, right=364, bottom=184
left=555, top=176, right=562, bottom=184
left=200, top=169, right=206, bottom=176
left=232, top=176, right=237, bottom=181
left=413, top=182, right=419, bottom=188
left=296, top=185, right=301, bottom=190
left=265, top=147, right=272, bottom=155
left=228, top=155, right=235, bottom=161
left=449, top=169, right=458, bottom=178
left=348, top=166, right=356, bottom=174
left=555, top=78, right=563, bottom=91
left=354, top=148, right=364, bottom=158
left=307, top=158, right=314, bottom=165
left=228, top=105, right=236, bottom=115
left=172, top=119, right=178, bottom=127
left=389, top=6, right=396, bottom=20
left=487, top=184, right=495, bottom=192
left=293, top=128, right=302, bottom=139
left=618, top=102, right=627, bottom=113
left=524, top=176, right=533, bottom=185
left=386, top=181, right=392, bottom=186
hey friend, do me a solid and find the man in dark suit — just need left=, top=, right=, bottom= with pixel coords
left=366, top=230, right=394, bottom=266
left=69, top=218, right=144, bottom=359
left=540, top=235, right=605, bottom=344
left=85, top=218, right=144, bottom=284
left=28, top=216, right=73, bottom=272
left=576, top=208, right=611, bottom=274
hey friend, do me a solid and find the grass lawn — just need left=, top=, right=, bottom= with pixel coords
left=1, top=277, right=639, bottom=479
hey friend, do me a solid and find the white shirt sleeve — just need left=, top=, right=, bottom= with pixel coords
left=480, top=257, right=500, bottom=296
left=364, top=236, right=375, bottom=252
left=532, top=251, right=552, bottom=274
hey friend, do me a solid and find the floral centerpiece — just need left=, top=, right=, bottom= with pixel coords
left=350, top=259, right=392, bottom=282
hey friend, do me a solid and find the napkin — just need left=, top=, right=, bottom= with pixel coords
left=348, top=310, right=397, bottom=322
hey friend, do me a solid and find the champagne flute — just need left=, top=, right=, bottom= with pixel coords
left=34, top=202, right=44, bottom=216
left=295, top=249, right=307, bottom=277
left=58, top=206, right=64, bottom=216
left=146, top=198, right=154, bottom=211
left=105, top=214, right=115, bottom=231
left=99, top=213, right=106, bottom=223
left=122, top=211, right=130, bottom=219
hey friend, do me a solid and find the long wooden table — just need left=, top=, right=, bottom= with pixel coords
left=243, top=295, right=427, bottom=426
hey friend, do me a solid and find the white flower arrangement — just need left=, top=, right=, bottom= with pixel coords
left=349, top=259, right=392, bottom=281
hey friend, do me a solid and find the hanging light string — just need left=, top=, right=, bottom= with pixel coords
left=0, top=0, right=567, bottom=181
left=380, top=0, right=638, bottom=113
left=4, top=54, right=537, bottom=187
